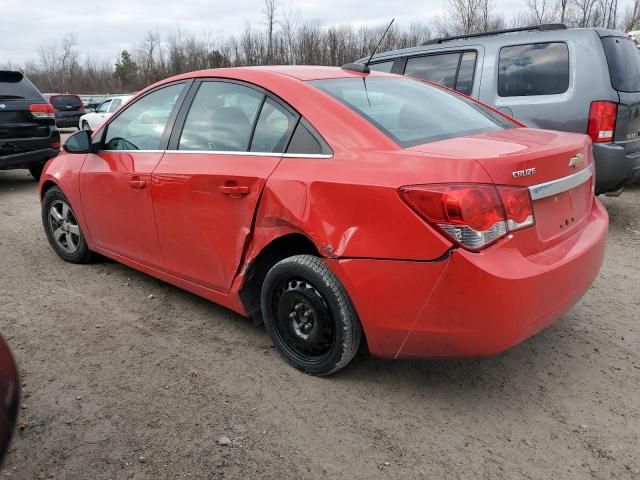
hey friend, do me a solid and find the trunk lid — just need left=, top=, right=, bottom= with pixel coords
left=407, top=128, right=594, bottom=253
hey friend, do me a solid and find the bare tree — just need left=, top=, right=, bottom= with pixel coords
left=623, top=0, right=640, bottom=30
left=573, top=0, right=598, bottom=26
left=263, top=0, right=278, bottom=64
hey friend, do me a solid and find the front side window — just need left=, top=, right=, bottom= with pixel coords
left=103, top=83, right=185, bottom=150
left=108, top=99, right=123, bottom=113
left=311, top=77, right=515, bottom=147
left=250, top=98, right=297, bottom=153
left=498, top=42, right=569, bottom=97
left=96, top=101, right=111, bottom=113
left=179, top=81, right=264, bottom=151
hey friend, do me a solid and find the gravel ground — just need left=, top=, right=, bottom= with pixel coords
left=0, top=162, right=638, bottom=480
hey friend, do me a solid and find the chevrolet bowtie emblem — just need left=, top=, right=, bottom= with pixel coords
left=568, top=153, right=585, bottom=169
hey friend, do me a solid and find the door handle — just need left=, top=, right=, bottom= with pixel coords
left=128, top=177, right=146, bottom=190
left=219, top=184, right=249, bottom=197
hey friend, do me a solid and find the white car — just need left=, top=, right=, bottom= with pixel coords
left=78, top=95, right=132, bottom=131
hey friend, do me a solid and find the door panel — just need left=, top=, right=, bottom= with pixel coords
left=152, top=153, right=281, bottom=291
left=80, top=151, right=165, bottom=266
left=79, top=82, right=188, bottom=267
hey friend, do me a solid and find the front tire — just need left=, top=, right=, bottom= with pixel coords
left=81, top=121, right=91, bottom=131
left=42, top=186, right=93, bottom=263
left=261, top=255, right=362, bottom=376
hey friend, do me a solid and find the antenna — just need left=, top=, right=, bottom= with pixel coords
left=365, top=18, right=395, bottom=69
left=341, top=18, right=395, bottom=74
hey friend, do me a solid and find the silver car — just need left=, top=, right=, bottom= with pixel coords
left=358, top=25, right=640, bottom=195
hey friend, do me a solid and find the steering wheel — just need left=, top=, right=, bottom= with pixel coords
left=107, top=137, right=140, bottom=150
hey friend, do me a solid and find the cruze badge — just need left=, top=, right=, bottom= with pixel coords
left=568, top=152, right=585, bottom=169
left=512, top=167, right=537, bottom=179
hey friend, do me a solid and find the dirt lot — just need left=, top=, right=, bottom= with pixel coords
left=0, top=160, right=639, bottom=479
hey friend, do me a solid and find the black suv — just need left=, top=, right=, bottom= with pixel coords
left=0, top=71, right=60, bottom=180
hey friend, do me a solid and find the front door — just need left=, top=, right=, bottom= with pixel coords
left=151, top=80, right=298, bottom=292
left=79, top=82, right=187, bottom=267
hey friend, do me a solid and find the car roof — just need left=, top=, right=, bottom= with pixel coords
left=173, top=65, right=395, bottom=82
left=362, top=26, right=626, bottom=63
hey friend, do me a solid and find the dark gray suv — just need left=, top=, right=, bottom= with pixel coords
left=359, top=25, right=640, bottom=195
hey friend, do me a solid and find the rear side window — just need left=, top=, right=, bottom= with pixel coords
left=311, top=77, right=515, bottom=147
left=601, top=36, right=640, bottom=92
left=0, top=71, right=43, bottom=100
left=179, top=81, right=264, bottom=151
left=404, top=51, right=477, bottom=94
left=369, top=61, right=394, bottom=73
left=498, top=42, right=569, bottom=97
left=405, top=53, right=459, bottom=89
left=286, top=121, right=331, bottom=155
left=250, top=98, right=297, bottom=153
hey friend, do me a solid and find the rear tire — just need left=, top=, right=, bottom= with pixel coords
left=42, top=186, right=93, bottom=264
left=261, top=255, right=362, bottom=376
left=28, top=164, right=44, bottom=181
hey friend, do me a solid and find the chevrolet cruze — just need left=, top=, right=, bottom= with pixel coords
left=39, top=66, right=608, bottom=375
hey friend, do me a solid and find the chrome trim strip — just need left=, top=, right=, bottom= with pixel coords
left=100, top=149, right=332, bottom=159
left=102, top=150, right=165, bottom=153
left=529, top=164, right=593, bottom=200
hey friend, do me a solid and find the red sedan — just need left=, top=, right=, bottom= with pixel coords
left=39, top=66, right=608, bottom=375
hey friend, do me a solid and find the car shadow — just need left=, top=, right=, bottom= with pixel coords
left=0, top=170, right=37, bottom=194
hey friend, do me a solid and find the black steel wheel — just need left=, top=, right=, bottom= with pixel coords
left=261, top=255, right=362, bottom=375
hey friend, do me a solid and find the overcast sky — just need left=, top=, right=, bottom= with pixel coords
left=1, top=0, right=527, bottom=65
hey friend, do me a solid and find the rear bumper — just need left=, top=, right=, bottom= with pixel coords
left=0, top=148, right=59, bottom=170
left=0, top=132, right=60, bottom=170
left=593, top=142, right=640, bottom=193
left=327, top=199, right=608, bottom=359
left=54, top=112, right=83, bottom=128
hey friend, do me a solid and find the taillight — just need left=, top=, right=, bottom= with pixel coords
left=29, top=103, right=55, bottom=120
left=497, top=186, right=535, bottom=232
left=399, top=183, right=535, bottom=251
left=588, top=101, right=617, bottom=143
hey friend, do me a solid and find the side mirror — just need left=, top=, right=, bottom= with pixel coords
left=63, top=130, right=92, bottom=154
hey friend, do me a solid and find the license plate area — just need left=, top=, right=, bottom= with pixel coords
left=533, top=181, right=591, bottom=242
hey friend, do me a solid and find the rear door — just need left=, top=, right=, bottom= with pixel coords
left=600, top=35, right=640, bottom=154
left=79, top=82, right=188, bottom=267
left=151, top=80, right=298, bottom=292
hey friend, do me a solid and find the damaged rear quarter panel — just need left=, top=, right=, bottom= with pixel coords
left=248, top=150, right=492, bottom=262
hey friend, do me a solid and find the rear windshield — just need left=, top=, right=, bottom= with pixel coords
left=49, top=95, right=82, bottom=109
left=601, top=36, right=640, bottom=92
left=310, top=77, right=515, bottom=147
left=0, top=71, right=43, bottom=100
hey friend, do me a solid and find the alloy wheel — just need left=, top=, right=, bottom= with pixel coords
left=48, top=200, right=81, bottom=254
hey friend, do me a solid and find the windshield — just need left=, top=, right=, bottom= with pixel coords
left=601, top=36, right=640, bottom=92
left=310, top=77, right=515, bottom=147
